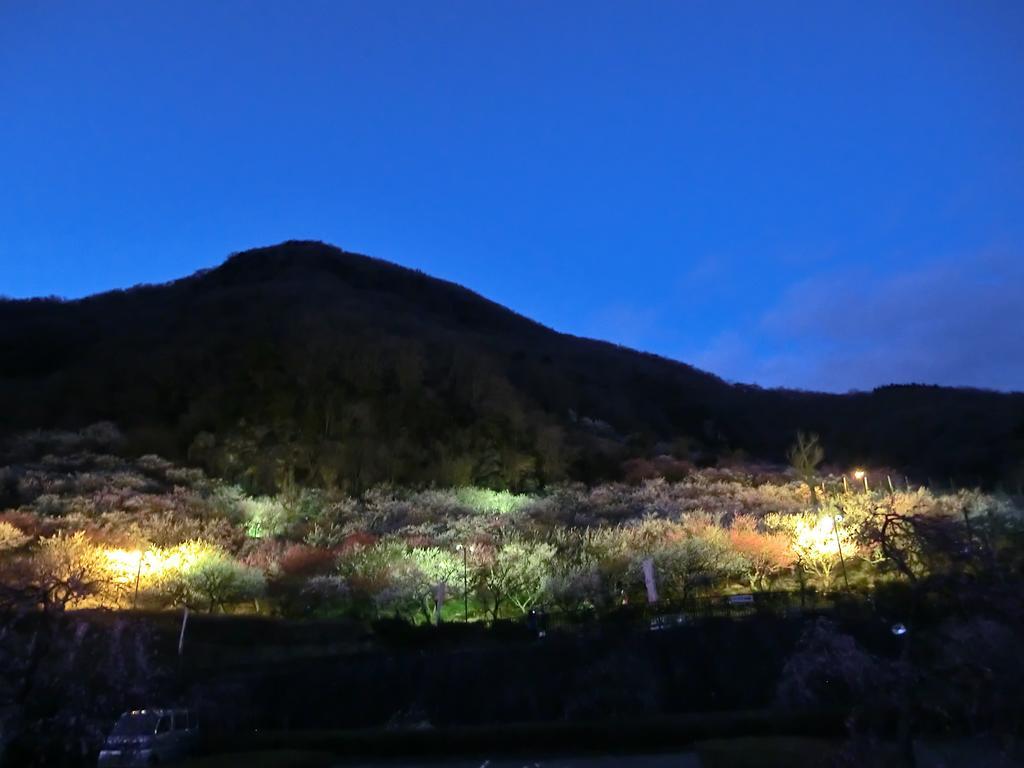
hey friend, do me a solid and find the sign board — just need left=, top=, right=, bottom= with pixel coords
left=727, top=594, right=754, bottom=605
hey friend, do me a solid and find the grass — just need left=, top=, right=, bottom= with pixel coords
left=179, top=751, right=336, bottom=768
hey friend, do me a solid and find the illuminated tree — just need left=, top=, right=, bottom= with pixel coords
left=728, top=515, right=797, bottom=591
left=454, top=487, right=532, bottom=516
left=373, top=546, right=463, bottom=622
left=769, top=509, right=856, bottom=587
left=32, top=531, right=110, bottom=611
left=856, top=490, right=974, bottom=583
left=337, top=539, right=405, bottom=615
left=788, top=432, right=825, bottom=505
left=336, top=540, right=462, bottom=622
left=156, top=543, right=265, bottom=612
left=647, top=527, right=746, bottom=601
left=545, top=528, right=618, bottom=612
left=409, top=547, right=463, bottom=617
left=546, top=561, right=604, bottom=613
left=241, top=495, right=288, bottom=539
left=473, top=537, right=556, bottom=620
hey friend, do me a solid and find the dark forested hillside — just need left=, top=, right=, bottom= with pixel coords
left=2, top=240, right=1022, bottom=491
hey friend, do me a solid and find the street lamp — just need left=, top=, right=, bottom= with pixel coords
left=853, top=469, right=869, bottom=492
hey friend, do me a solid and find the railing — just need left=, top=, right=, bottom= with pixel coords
left=545, top=587, right=879, bottom=631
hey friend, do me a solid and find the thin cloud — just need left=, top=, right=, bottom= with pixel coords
left=687, top=251, right=1024, bottom=393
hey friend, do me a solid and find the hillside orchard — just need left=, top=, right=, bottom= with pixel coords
left=1, top=425, right=1021, bottom=622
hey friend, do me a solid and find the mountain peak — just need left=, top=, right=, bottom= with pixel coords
left=211, top=240, right=405, bottom=284
left=1, top=242, right=1021, bottom=489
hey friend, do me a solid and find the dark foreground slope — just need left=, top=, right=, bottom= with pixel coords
left=1, top=241, right=1022, bottom=490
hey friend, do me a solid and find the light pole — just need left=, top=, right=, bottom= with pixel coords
left=132, top=550, right=145, bottom=609
left=832, top=513, right=850, bottom=591
left=457, top=543, right=469, bottom=622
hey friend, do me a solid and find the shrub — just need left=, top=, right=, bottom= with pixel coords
left=0, top=510, right=45, bottom=538
left=0, top=521, right=30, bottom=552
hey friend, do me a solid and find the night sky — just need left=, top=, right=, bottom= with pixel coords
left=2, top=2, right=1022, bottom=392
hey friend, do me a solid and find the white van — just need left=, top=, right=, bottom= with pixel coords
left=97, top=709, right=199, bottom=767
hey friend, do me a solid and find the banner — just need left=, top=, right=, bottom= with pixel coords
left=434, top=582, right=447, bottom=624
left=642, top=557, right=658, bottom=604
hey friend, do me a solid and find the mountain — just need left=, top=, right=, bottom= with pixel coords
left=2, top=240, right=1022, bottom=492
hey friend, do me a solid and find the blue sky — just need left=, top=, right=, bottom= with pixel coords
left=2, top=2, right=1022, bottom=392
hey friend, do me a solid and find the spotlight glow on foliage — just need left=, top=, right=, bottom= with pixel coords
left=783, top=513, right=856, bottom=583
left=793, top=516, right=842, bottom=560
left=454, top=487, right=532, bottom=515
left=103, top=543, right=210, bottom=584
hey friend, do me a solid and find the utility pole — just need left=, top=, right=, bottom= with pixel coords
left=833, top=514, right=850, bottom=591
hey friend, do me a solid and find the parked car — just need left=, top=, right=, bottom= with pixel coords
left=97, top=709, right=199, bottom=767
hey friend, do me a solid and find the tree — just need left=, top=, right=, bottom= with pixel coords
left=728, top=516, right=796, bottom=591
left=408, top=547, right=462, bottom=621
left=338, top=540, right=394, bottom=616
left=777, top=618, right=885, bottom=710
left=856, top=491, right=968, bottom=584
left=159, top=544, right=264, bottom=612
left=473, top=537, right=556, bottom=620
left=769, top=509, right=856, bottom=587
left=335, top=540, right=461, bottom=622
left=31, top=532, right=110, bottom=611
left=788, top=432, right=825, bottom=505
left=648, top=529, right=746, bottom=602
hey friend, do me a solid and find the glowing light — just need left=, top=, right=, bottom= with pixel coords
left=102, top=542, right=211, bottom=584
left=853, top=470, right=866, bottom=480
left=793, top=516, right=843, bottom=560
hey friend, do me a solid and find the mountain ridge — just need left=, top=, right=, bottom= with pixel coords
left=2, top=240, right=1022, bottom=490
